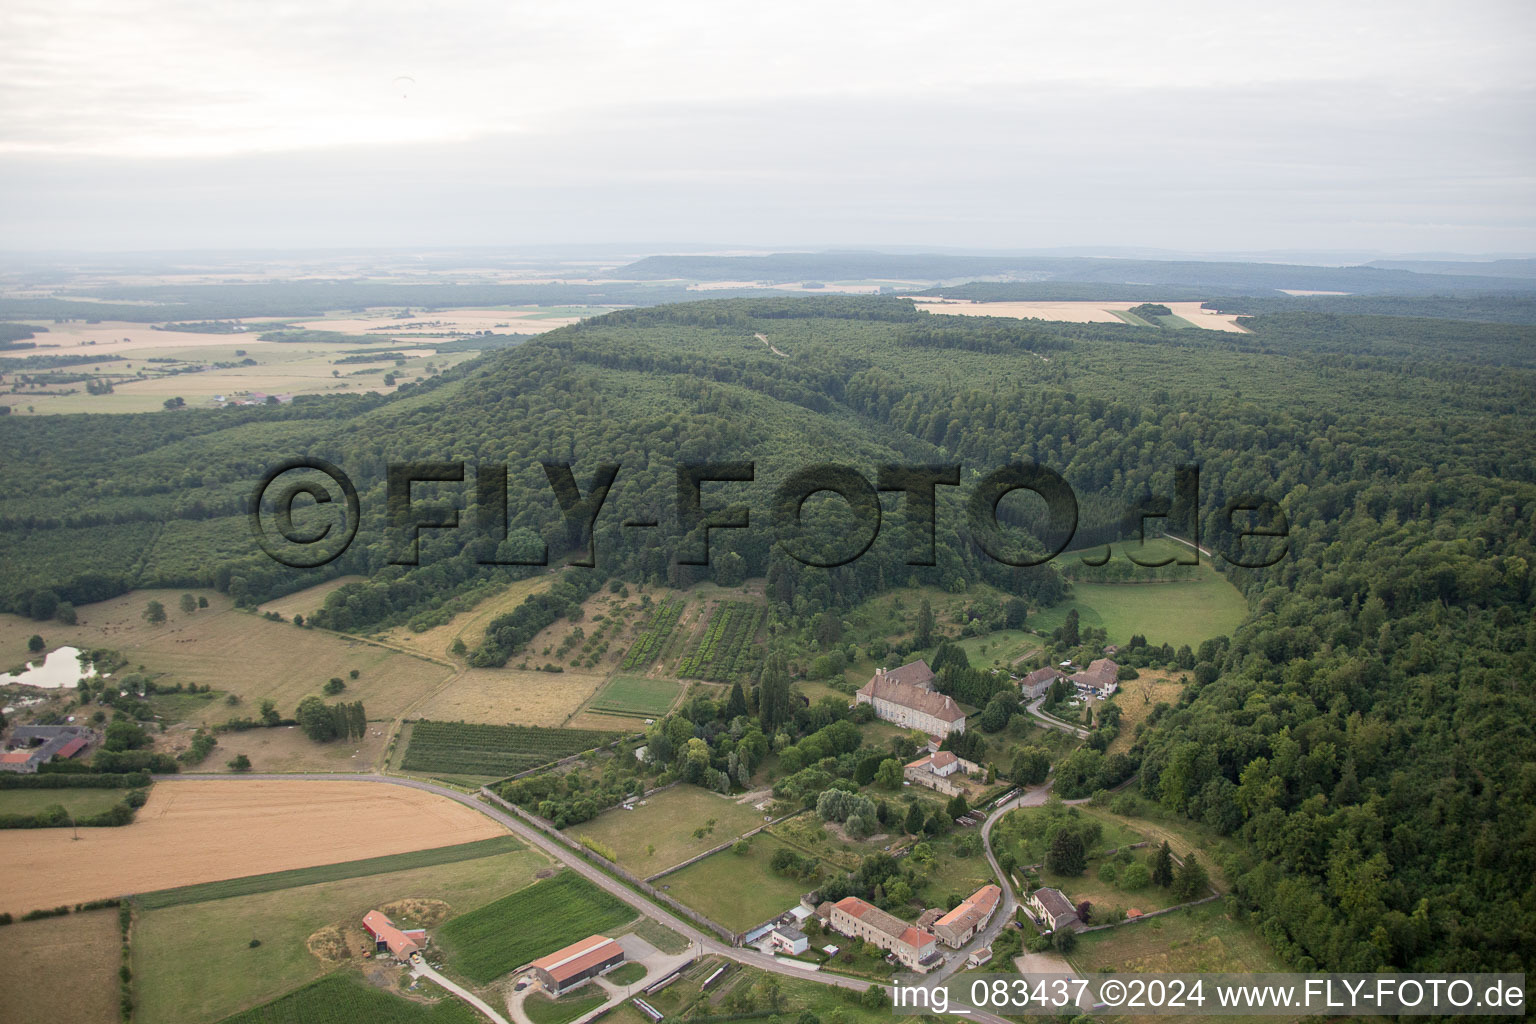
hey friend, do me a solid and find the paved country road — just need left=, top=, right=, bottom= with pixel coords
left=165, top=773, right=1018, bottom=1023
left=1025, top=696, right=1092, bottom=739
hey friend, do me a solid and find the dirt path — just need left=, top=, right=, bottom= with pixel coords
left=753, top=333, right=787, bottom=357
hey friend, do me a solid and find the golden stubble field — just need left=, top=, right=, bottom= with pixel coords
left=908, top=298, right=1250, bottom=332
left=0, top=589, right=454, bottom=725
left=0, top=780, right=508, bottom=914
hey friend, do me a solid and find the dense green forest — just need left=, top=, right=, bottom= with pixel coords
left=0, top=295, right=1532, bottom=974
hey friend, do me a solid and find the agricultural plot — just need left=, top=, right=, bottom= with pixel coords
left=1029, top=559, right=1247, bottom=650
left=619, top=598, right=684, bottom=670
left=0, top=908, right=120, bottom=1024
left=213, top=973, right=484, bottom=1024
left=0, top=780, right=506, bottom=915
left=572, top=785, right=770, bottom=873
left=1069, top=900, right=1286, bottom=976
left=676, top=602, right=764, bottom=681
left=585, top=674, right=681, bottom=719
left=400, top=720, right=618, bottom=777
left=411, top=668, right=607, bottom=727
left=434, top=870, right=635, bottom=985
left=0, top=786, right=137, bottom=819
left=137, top=843, right=545, bottom=1024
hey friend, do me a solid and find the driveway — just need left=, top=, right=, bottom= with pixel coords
left=414, top=958, right=512, bottom=1024
left=1025, top=697, right=1092, bottom=739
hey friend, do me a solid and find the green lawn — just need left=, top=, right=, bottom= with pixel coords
left=659, top=834, right=819, bottom=932
left=0, top=787, right=132, bottom=818
left=1068, top=900, right=1286, bottom=973
left=606, top=962, right=646, bottom=985
left=572, top=785, right=769, bottom=874
left=587, top=675, right=681, bottom=717
left=214, top=973, right=483, bottom=1024
left=524, top=990, right=608, bottom=1024
left=434, top=871, right=635, bottom=985
left=133, top=846, right=545, bottom=1024
left=1030, top=563, right=1247, bottom=650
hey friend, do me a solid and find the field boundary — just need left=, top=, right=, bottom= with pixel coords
left=133, top=834, right=523, bottom=910
left=643, top=807, right=804, bottom=883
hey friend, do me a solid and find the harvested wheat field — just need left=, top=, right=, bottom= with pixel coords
left=909, top=298, right=1249, bottom=333
left=256, top=575, right=366, bottom=621
left=412, top=667, right=607, bottom=725
left=0, top=780, right=507, bottom=915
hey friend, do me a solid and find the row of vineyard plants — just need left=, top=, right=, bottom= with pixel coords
left=618, top=597, right=684, bottom=671
left=677, top=601, right=765, bottom=681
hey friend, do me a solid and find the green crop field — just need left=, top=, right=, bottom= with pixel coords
left=660, top=835, right=819, bottom=932
left=215, top=974, right=483, bottom=1024
left=587, top=675, right=681, bottom=718
left=619, top=598, right=684, bottom=670
left=136, top=836, right=522, bottom=910
left=677, top=602, right=764, bottom=681
left=434, top=871, right=635, bottom=985
left=572, top=785, right=770, bottom=873
left=137, top=845, right=545, bottom=1024
left=400, top=721, right=618, bottom=777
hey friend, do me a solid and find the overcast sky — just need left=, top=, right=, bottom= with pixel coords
left=2, top=0, right=1533, bottom=253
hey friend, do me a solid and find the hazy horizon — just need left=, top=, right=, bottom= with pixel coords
left=3, top=0, right=1534, bottom=252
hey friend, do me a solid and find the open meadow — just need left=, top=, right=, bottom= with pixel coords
left=0, top=779, right=508, bottom=914
left=0, top=907, right=121, bottom=1024
left=571, top=784, right=771, bottom=873
left=133, top=841, right=543, bottom=1024
left=0, top=786, right=135, bottom=818
left=410, top=668, right=607, bottom=727
left=658, top=833, right=817, bottom=932
left=377, top=573, right=559, bottom=662
left=1104, top=670, right=1188, bottom=756
left=0, top=589, right=456, bottom=726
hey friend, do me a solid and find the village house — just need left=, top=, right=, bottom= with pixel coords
left=1018, top=666, right=1065, bottom=700
left=826, top=896, right=941, bottom=971
left=1025, top=887, right=1079, bottom=931
left=903, top=749, right=978, bottom=796
left=932, top=884, right=1002, bottom=948
left=1070, top=658, right=1120, bottom=698
left=0, top=725, right=94, bottom=774
left=856, top=661, right=966, bottom=737
left=769, top=923, right=808, bottom=954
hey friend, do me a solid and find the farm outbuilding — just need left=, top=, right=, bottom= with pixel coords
left=531, top=934, right=625, bottom=995
left=362, top=910, right=426, bottom=960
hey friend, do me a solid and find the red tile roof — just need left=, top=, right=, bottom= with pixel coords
left=55, top=736, right=88, bottom=759
left=898, top=925, right=936, bottom=949
left=362, top=910, right=422, bottom=958
left=935, top=884, right=1001, bottom=933
left=532, top=935, right=623, bottom=983
left=0, top=751, right=32, bottom=763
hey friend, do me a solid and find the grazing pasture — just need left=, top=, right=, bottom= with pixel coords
left=134, top=843, right=543, bottom=1024
left=400, top=720, right=619, bottom=778
left=0, top=779, right=507, bottom=914
left=571, top=785, right=770, bottom=873
left=0, top=908, right=120, bottom=1024
left=434, top=870, right=635, bottom=984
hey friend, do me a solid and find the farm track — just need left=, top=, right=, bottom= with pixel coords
left=163, top=773, right=1015, bottom=1021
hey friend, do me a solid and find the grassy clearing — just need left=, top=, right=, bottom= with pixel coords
left=617, top=914, right=690, bottom=954
left=0, top=787, right=134, bottom=818
left=0, top=908, right=120, bottom=1024
left=586, top=675, right=682, bottom=718
left=137, top=836, right=522, bottom=910
left=659, top=834, right=816, bottom=932
left=606, top=962, right=647, bottom=985
left=572, top=785, right=770, bottom=874
left=1028, top=572, right=1247, bottom=650
left=135, top=846, right=544, bottom=1024
left=1069, top=899, right=1286, bottom=973
left=524, top=990, right=608, bottom=1024
left=255, top=576, right=366, bottom=622
left=213, top=973, right=483, bottom=1024
left=1103, top=670, right=1188, bottom=756
left=379, top=574, right=559, bottom=662
left=434, top=871, right=635, bottom=985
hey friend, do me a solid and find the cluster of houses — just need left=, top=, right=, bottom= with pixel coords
left=0, top=724, right=94, bottom=773
left=1018, top=656, right=1121, bottom=701
left=811, top=882, right=1002, bottom=972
